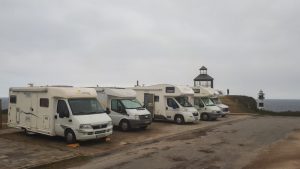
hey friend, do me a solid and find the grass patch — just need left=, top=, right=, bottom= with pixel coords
left=221, top=95, right=300, bottom=117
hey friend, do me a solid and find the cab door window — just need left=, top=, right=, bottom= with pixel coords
left=57, top=100, right=70, bottom=118
left=111, top=99, right=126, bottom=114
left=194, top=98, right=204, bottom=108
left=167, top=98, right=179, bottom=109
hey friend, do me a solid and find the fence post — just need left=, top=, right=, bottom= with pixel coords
left=0, top=99, right=2, bottom=129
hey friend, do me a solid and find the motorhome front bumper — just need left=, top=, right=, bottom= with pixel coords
left=128, top=119, right=152, bottom=128
left=76, top=126, right=113, bottom=141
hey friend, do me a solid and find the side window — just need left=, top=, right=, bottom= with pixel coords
left=10, top=95, right=17, bottom=104
left=154, top=96, right=159, bottom=102
left=57, top=100, right=70, bottom=118
left=167, top=98, right=178, bottom=109
left=111, top=99, right=118, bottom=112
left=117, top=100, right=125, bottom=113
left=40, top=98, right=49, bottom=107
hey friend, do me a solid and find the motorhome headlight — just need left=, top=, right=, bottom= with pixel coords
left=79, top=124, right=93, bottom=130
left=107, top=121, right=112, bottom=126
left=134, top=115, right=140, bottom=120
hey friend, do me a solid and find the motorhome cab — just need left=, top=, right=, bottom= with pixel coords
left=211, top=97, right=230, bottom=117
left=132, top=84, right=199, bottom=124
left=95, top=87, right=152, bottom=131
left=8, top=86, right=113, bottom=144
left=192, top=86, right=222, bottom=121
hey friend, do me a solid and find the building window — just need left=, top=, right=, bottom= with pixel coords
left=40, top=98, right=49, bottom=107
left=10, top=95, right=17, bottom=104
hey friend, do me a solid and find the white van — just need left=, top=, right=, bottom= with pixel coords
left=192, top=86, right=222, bottom=121
left=132, top=84, right=199, bottom=124
left=8, top=86, right=113, bottom=144
left=95, top=87, right=152, bottom=131
left=211, top=97, right=230, bottom=117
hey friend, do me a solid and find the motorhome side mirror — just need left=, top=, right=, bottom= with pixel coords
left=106, top=108, right=111, bottom=114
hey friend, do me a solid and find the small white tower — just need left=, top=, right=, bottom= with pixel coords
left=257, top=90, right=265, bottom=110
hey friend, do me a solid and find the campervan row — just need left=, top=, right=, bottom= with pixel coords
left=95, top=87, right=152, bottom=131
left=192, top=86, right=222, bottom=121
left=8, top=86, right=113, bottom=144
left=132, top=84, right=199, bottom=124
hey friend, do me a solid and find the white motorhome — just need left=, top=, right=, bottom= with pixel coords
left=192, top=86, right=222, bottom=121
left=8, top=86, right=113, bottom=144
left=204, top=88, right=230, bottom=117
left=95, top=87, right=152, bottom=131
left=211, top=96, right=230, bottom=117
left=132, top=84, right=199, bottom=124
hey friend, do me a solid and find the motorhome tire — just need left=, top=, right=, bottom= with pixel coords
left=65, top=129, right=76, bottom=144
left=120, top=120, right=130, bottom=131
left=175, top=115, right=184, bottom=124
left=201, top=113, right=209, bottom=121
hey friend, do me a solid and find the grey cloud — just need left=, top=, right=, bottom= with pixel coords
left=0, top=0, right=300, bottom=99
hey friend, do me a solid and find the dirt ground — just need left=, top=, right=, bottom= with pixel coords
left=2, top=115, right=300, bottom=169
left=59, top=116, right=300, bottom=169
left=0, top=115, right=246, bottom=169
left=243, top=129, right=300, bottom=169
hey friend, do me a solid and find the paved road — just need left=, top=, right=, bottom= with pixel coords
left=62, top=116, right=300, bottom=169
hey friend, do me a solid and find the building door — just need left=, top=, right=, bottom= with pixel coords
left=144, top=93, right=154, bottom=117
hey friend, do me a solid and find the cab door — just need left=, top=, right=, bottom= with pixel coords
left=194, top=97, right=205, bottom=113
left=54, top=99, right=71, bottom=136
left=110, top=99, right=126, bottom=126
left=144, top=93, right=155, bottom=118
left=166, top=98, right=179, bottom=120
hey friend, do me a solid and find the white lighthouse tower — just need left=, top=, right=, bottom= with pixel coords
left=257, top=90, right=265, bottom=110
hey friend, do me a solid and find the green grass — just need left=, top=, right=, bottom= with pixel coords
left=256, top=110, right=300, bottom=116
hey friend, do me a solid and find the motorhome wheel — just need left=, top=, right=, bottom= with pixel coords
left=201, top=113, right=209, bottom=121
left=175, top=115, right=184, bottom=124
left=65, top=129, right=76, bottom=144
left=120, top=120, right=130, bottom=131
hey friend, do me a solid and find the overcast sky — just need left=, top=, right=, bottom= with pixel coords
left=0, top=0, right=299, bottom=99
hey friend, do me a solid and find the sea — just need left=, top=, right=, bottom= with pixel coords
left=1, top=97, right=8, bottom=110
left=263, top=99, right=300, bottom=112
left=1, top=97, right=300, bottom=112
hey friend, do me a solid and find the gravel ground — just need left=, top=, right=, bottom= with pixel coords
left=64, top=116, right=300, bottom=169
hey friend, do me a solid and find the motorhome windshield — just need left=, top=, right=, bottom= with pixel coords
left=211, top=98, right=222, bottom=104
left=121, top=99, right=143, bottom=109
left=68, top=98, right=105, bottom=115
left=202, top=98, right=216, bottom=106
left=175, top=97, right=193, bottom=107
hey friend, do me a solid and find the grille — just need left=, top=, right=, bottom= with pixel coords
left=139, top=115, right=151, bottom=120
left=92, top=124, right=108, bottom=130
